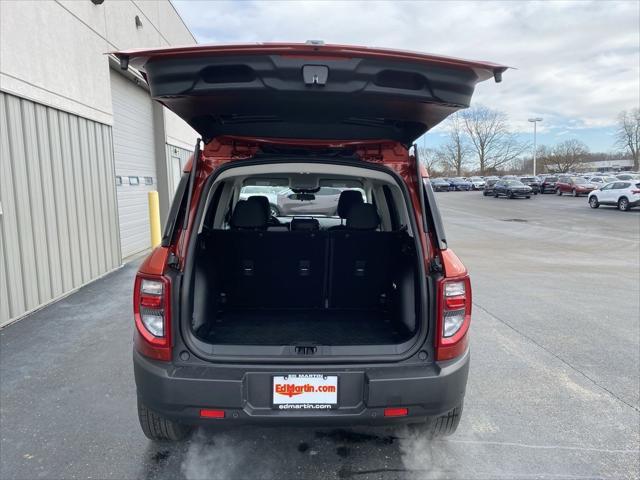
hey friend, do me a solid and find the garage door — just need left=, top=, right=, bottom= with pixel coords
left=110, top=70, right=157, bottom=259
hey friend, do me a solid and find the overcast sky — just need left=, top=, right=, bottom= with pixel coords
left=172, top=0, right=639, bottom=153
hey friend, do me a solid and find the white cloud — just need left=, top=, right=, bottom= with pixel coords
left=172, top=0, right=639, bottom=137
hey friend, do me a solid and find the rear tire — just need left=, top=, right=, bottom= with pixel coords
left=269, top=204, right=280, bottom=217
left=409, top=403, right=464, bottom=438
left=508, top=191, right=514, bottom=199
left=137, top=400, right=191, bottom=442
left=526, top=196, right=531, bottom=199
left=589, top=196, right=599, bottom=208
left=618, top=197, right=630, bottom=211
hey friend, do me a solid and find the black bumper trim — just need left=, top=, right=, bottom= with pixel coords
left=133, top=348, right=469, bottom=426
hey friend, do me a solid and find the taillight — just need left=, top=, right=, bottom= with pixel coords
left=133, top=274, right=171, bottom=361
left=435, top=276, right=472, bottom=361
left=631, top=189, right=640, bottom=194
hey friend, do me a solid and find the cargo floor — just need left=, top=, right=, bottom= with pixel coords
left=198, top=309, right=413, bottom=345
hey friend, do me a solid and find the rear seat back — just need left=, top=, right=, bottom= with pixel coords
left=329, top=203, right=398, bottom=309
left=199, top=201, right=402, bottom=311
left=328, top=231, right=399, bottom=309
left=202, top=230, right=326, bottom=309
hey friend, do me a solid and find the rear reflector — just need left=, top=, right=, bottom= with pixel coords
left=384, top=407, right=408, bottom=417
left=200, top=409, right=225, bottom=419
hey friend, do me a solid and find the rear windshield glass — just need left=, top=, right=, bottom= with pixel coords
left=545, top=176, right=558, bottom=181
left=239, top=182, right=365, bottom=218
left=572, top=177, right=586, bottom=184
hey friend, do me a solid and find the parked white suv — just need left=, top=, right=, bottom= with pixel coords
left=588, top=181, right=640, bottom=211
left=467, top=177, right=486, bottom=190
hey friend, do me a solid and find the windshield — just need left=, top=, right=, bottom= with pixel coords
left=506, top=180, right=525, bottom=186
left=572, top=177, right=587, bottom=184
left=520, top=177, right=536, bottom=182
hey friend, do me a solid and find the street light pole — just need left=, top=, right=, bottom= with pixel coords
left=528, top=117, right=543, bottom=176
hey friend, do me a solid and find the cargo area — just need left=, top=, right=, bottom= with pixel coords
left=185, top=164, right=423, bottom=352
left=191, top=227, right=418, bottom=347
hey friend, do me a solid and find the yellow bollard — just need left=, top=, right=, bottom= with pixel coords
left=148, top=191, right=161, bottom=248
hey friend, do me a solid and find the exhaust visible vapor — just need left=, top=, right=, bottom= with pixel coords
left=398, top=427, right=458, bottom=479
left=181, top=430, right=240, bottom=480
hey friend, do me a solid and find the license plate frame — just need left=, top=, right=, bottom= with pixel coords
left=272, top=374, right=338, bottom=410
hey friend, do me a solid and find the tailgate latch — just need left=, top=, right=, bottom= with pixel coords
left=303, top=65, right=329, bottom=86
left=294, top=345, right=317, bottom=355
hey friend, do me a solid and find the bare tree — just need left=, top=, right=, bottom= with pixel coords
left=417, top=146, right=441, bottom=175
left=534, top=144, right=553, bottom=173
left=439, top=112, right=469, bottom=176
left=547, top=139, right=589, bottom=173
left=615, top=109, right=640, bottom=170
left=461, top=106, right=527, bottom=174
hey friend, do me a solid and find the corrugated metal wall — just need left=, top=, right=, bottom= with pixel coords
left=0, top=91, right=121, bottom=326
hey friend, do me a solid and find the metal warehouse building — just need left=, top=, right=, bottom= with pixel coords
left=0, top=1, right=198, bottom=326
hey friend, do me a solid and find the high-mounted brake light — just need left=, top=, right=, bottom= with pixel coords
left=134, top=274, right=171, bottom=361
left=436, top=276, right=472, bottom=361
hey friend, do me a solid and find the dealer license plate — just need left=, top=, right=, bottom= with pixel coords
left=272, top=374, right=338, bottom=410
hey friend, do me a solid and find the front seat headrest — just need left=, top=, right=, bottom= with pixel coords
left=247, top=195, right=271, bottom=218
left=230, top=200, right=268, bottom=229
left=346, top=203, right=380, bottom=230
left=337, top=190, right=364, bottom=218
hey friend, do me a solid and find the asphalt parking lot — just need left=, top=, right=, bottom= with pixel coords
left=1, top=192, right=639, bottom=480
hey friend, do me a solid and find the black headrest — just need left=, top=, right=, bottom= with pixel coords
left=230, top=200, right=268, bottom=229
left=346, top=203, right=380, bottom=230
left=290, top=218, right=320, bottom=231
left=248, top=196, right=270, bottom=217
left=337, top=190, right=364, bottom=218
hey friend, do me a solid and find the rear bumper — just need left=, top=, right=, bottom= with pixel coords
left=133, top=348, right=470, bottom=426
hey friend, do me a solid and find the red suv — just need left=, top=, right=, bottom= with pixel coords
left=555, top=175, right=596, bottom=196
left=116, top=43, right=506, bottom=441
